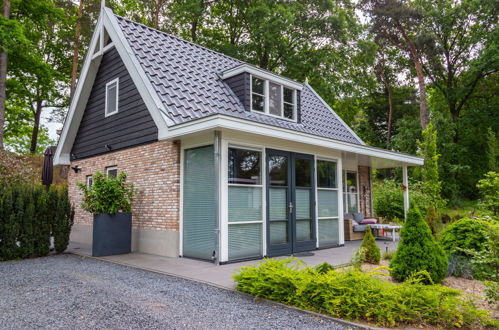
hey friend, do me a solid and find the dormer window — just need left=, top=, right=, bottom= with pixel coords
left=251, top=76, right=296, bottom=121
left=105, top=78, right=119, bottom=117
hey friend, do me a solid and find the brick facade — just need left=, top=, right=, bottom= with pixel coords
left=358, top=165, right=373, bottom=217
left=68, top=140, right=180, bottom=231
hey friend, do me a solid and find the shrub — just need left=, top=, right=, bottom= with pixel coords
left=77, top=171, right=134, bottom=215
left=360, top=226, right=380, bottom=264
left=53, top=186, right=75, bottom=253
left=0, top=151, right=38, bottom=187
left=373, top=179, right=431, bottom=221
left=477, top=171, right=498, bottom=216
left=0, top=184, right=74, bottom=261
left=390, top=208, right=448, bottom=284
left=438, top=217, right=492, bottom=256
left=234, top=258, right=494, bottom=328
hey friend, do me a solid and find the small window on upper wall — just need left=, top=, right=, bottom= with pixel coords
left=105, top=78, right=119, bottom=117
left=106, top=166, right=118, bottom=178
left=251, top=75, right=296, bottom=120
left=86, top=175, right=93, bottom=187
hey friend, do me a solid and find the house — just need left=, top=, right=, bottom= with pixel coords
left=54, top=6, right=423, bottom=264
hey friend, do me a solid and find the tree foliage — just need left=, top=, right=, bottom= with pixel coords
left=360, top=226, right=381, bottom=264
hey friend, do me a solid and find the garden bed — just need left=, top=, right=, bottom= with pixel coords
left=361, top=260, right=499, bottom=319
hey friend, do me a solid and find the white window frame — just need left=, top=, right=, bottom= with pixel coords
left=250, top=74, right=297, bottom=122
left=106, top=166, right=118, bottom=178
left=343, top=170, right=360, bottom=213
left=86, top=175, right=93, bottom=187
left=105, top=78, right=119, bottom=117
left=316, top=158, right=340, bottom=247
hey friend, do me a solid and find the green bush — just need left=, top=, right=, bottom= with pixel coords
left=383, top=250, right=396, bottom=260
left=373, top=179, right=431, bottom=222
left=0, top=184, right=74, bottom=261
left=360, top=226, right=380, bottom=264
left=477, top=171, right=498, bottom=216
left=438, top=217, right=493, bottom=256
left=390, top=208, right=448, bottom=284
left=77, top=171, right=134, bottom=215
left=234, top=258, right=494, bottom=328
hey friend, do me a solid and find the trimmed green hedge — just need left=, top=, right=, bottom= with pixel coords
left=234, top=258, right=496, bottom=328
left=0, top=184, right=74, bottom=261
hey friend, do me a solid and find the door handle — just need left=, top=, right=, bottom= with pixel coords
left=289, top=202, right=293, bottom=214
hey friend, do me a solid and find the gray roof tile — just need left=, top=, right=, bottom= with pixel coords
left=115, top=15, right=362, bottom=145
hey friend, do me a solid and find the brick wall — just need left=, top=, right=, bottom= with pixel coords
left=358, top=165, right=373, bottom=217
left=68, top=140, right=180, bottom=231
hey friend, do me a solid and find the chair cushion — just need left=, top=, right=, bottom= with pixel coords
left=361, top=218, right=377, bottom=225
left=344, top=213, right=354, bottom=220
left=352, top=212, right=364, bottom=222
left=353, top=225, right=367, bottom=232
left=352, top=220, right=360, bottom=226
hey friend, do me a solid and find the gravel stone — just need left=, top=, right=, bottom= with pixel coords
left=0, top=255, right=354, bottom=329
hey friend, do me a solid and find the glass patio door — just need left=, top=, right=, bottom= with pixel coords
left=266, top=149, right=315, bottom=257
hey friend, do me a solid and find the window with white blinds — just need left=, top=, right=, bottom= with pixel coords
left=227, top=147, right=263, bottom=260
left=316, top=159, right=340, bottom=247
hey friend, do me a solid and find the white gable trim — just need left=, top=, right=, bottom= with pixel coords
left=304, top=81, right=365, bottom=145
left=54, top=7, right=172, bottom=165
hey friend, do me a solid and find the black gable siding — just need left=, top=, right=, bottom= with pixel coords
left=224, top=72, right=250, bottom=111
left=71, top=48, right=158, bottom=160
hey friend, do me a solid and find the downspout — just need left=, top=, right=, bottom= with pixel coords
left=213, top=130, right=222, bottom=264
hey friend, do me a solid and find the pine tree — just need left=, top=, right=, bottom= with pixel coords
left=390, top=208, right=448, bottom=283
left=360, top=226, right=381, bottom=264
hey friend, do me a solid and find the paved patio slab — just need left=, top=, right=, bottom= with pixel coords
left=68, top=240, right=398, bottom=289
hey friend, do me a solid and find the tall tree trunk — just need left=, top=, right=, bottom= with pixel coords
left=153, top=0, right=163, bottom=29
left=395, top=22, right=429, bottom=130
left=0, top=0, right=11, bottom=151
left=70, top=0, right=84, bottom=100
left=30, top=100, right=43, bottom=154
left=413, top=57, right=429, bottom=130
left=386, top=85, right=393, bottom=145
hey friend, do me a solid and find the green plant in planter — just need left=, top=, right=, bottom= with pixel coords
left=77, top=171, right=134, bottom=215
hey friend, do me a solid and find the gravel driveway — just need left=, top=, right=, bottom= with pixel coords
left=0, top=255, right=354, bottom=329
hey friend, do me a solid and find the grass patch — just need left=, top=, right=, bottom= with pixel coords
left=234, top=258, right=496, bottom=328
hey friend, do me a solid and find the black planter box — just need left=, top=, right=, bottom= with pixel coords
left=92, top=212, right=132, bottom=257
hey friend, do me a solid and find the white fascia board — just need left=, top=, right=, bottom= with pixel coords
left=54, top=15, right=104, bottom=165
left=165, top=115, right=424, bottom=166
left=221, top=64, right=303, bottom=91
left=304, top=81, right=365, bottom=146
left=103, top=8, right=173, bottom=133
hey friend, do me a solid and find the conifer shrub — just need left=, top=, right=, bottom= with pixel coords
left=234, top=258, right=495, bottom=328
left=360, top=226, right=380, bottom=264
left=438, top=217, right=493, bottom=256
left=390, top=208, right=448, bottom=284
left=0, top=184, right=74, bottom=261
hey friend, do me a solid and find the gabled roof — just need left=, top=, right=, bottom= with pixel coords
left=115, top=15, right=364, bottom=145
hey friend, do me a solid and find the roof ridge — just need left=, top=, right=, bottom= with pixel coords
left=114, top=14, right=244, bottom=66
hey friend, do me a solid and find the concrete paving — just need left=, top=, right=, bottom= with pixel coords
left=68, top=239, right=398, bottom=290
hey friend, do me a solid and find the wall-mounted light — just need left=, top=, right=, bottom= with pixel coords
left=71, top=165, right=82, bottom=173
left=105, top=144, right=112, bottom=151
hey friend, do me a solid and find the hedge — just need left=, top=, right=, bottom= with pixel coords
left=0, top=184, right=74, bottom=261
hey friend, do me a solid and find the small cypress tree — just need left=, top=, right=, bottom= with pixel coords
left=390, top=208, right=448, bottom=284
left=19, top=186, right=34, bottom=258
left=360, top=226, right=380, bottom=264
left=33, top=186, right=50, bottom=257
left=54, top=186, right=74, bottom=253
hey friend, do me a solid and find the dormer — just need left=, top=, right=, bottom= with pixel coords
left=221, top=64, right=302, bottom=122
